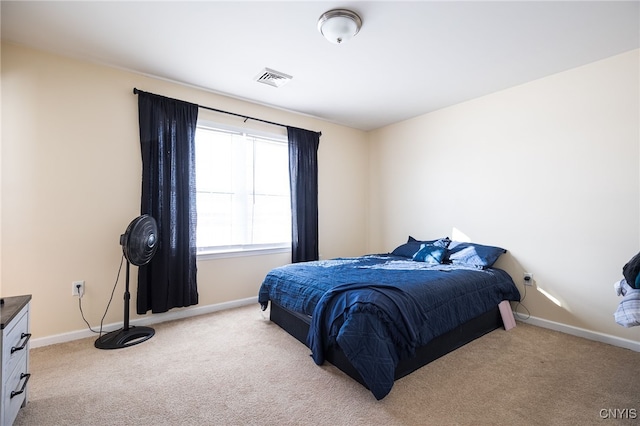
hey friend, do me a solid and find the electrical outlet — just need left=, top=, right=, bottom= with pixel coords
left=523, top=272, right=533, bottom=286
left=72, top=280, right=85, bottom=297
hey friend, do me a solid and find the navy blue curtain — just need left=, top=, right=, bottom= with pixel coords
left=287, top=126, right=320, bottom=263
left=136, top=90, right=199, bottom=314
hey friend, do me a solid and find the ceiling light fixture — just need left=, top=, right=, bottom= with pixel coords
left=317, top=9, right=362, bottom=45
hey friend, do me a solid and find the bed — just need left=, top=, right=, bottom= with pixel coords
left=258, top=237, right=521, bottom=399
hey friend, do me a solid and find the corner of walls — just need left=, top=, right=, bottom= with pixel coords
left=366, top=49, right=640, bottom=347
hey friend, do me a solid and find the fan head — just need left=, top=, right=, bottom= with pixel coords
left=120, top=215, right=158, bottom=266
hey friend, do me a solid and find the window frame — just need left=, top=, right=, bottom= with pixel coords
left=194, top=120, right=291, bottom=259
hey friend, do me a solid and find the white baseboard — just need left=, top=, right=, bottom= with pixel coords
left=516, top=315, right=640, bottom=352
left=33, top=299, right=640, bottom=354
left=31, top=296, right=258, bottom=349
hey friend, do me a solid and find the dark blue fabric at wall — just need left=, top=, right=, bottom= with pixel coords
left=623, top=251, right=640, bottom=289
left=136, top=90, right=199, bottom=314
left=287, top=127, right=320, bottom=263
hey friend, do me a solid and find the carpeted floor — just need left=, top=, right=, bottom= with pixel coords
left=13, top=305, right=640, bottom=425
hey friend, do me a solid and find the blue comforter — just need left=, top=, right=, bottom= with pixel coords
left=258, top=254, right=520, bottom=399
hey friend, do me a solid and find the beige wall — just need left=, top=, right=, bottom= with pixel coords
left=368, top=49, right=640, bottom=343
left=1, top=42, right=369, bottom=340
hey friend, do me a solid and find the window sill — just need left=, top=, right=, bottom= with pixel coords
left=197, top=246, right=291, bottom=260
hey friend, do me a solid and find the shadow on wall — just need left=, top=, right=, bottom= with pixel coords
left=494, top=251, right=568, bottom=320
left=451, top=227, right=565, bottom=320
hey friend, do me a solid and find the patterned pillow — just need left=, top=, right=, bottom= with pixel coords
left=444, top=241, right=506, bottom=269
left=391, top=237, right=450, bottom=258
left=408, top=236, right=451, bottom=247
left=412, top=244, right=446, bottom=264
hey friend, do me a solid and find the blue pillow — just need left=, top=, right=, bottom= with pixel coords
left=412, top=244, right=446, bottom=264
left=392, top=241, right=423, bottom=258
left=445, top=241, right=506, bottom=269
left=392, top=237, right=450, bottom=258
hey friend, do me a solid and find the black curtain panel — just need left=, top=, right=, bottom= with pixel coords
left=287, top=126, right=320, bottom=263
left=136, top=90, right=199, bottom=314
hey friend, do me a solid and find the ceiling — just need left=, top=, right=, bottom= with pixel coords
left=2, top=1, right=639, bottom=131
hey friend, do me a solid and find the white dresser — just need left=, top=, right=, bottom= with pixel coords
left=0, top=295, right=31, bottom=426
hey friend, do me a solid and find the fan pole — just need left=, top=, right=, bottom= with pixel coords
left=123, top=260, right=131, bottom=331
left=94, top=260, right=155, bottom=350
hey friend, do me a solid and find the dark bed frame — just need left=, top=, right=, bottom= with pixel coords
left=269, top=301, right=505, bottom=388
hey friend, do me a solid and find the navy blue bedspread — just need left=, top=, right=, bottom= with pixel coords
left=258, top=254, right=520, bottom=399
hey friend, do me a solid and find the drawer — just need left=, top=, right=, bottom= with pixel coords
left=2, top=358, right=30, bottom=426
left=2, top=305, right=30, bottom=379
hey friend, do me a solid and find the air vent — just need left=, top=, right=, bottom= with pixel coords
left=254, top=68, right=293, bottom=88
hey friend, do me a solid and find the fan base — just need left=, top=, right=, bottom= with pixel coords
left=94, top=326, right=155, bottom=350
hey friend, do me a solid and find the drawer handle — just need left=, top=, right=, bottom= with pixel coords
left=10, top=373, right=31, bottom=398
left=11, top=333, right=32, bottom=354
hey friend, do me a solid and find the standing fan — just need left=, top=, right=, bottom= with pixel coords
left=95, top=215, right=158, bottom=350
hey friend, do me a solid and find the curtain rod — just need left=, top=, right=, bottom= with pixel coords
left=133, top=88, right=321, bottom=136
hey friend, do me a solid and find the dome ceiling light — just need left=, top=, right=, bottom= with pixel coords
left=317, top=9, right=362, bottom=44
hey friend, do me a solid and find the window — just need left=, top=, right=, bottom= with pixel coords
left=195, top=122, right=291, bottom=256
